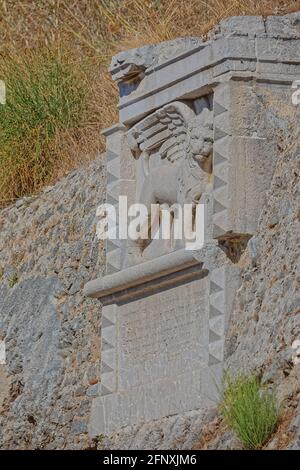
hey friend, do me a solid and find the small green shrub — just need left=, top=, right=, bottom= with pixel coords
left=8, top=273, right=18, bottom=287
left=219, top=373, right=279, bottom=449
left=95, top=433, right=107, bottom=449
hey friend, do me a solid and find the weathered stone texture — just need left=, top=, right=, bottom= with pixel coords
left=86, top=11, right=300, bottom=448
left=0, top=157, right=106, bottom=449
left=99, top=91, right=300, bottom=450
left=0, top=13, right=299, bottom=450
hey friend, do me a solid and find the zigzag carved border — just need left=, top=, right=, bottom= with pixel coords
left=100, top=304, right=117, bottom=396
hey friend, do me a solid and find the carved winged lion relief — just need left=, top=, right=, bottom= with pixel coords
left=127, top=100, right=213, bottom=260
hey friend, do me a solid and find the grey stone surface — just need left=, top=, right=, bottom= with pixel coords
left=210, top=13, right=300, bottom=39
left=109, top=37, right=203, bottom=84
left=111, top=13, right=300, bottom=124
left=89, top=276, right=224, bottom=435
left=127, top=103, right=213, bottom=259
left=91, top=94, right=299, bottom=449
left=88, top=13, right=299, bottom=449
left=99, top=408, right=217, bottom=450
left=0, top=156, right=106, bottom=449
left=215, top=16, right=266, bottom=37
left=0, top=14, right=299, bottom=450
left=266, top=13, right=300, bottom=38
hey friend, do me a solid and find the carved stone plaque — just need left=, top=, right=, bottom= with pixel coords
left=89, top=275, right=226, bottom=435
left=118, top=278, right=208, bottom=389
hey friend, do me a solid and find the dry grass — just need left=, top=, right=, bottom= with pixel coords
left=0, top=0, right=299, bottom=204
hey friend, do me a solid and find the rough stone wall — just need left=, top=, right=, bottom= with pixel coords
left=0, top=156, right=105, bottom=449
left=225, top=125, right=300, bottom=450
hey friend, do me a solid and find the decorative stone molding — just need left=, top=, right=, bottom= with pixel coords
left=113, top=14, right=300, bottom=124
left=100, top=304, right=117, bottom=396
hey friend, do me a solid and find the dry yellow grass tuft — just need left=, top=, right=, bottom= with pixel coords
left=0, top=0, right=299, bottom=205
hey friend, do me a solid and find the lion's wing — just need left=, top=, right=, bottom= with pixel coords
left=127, top=101, right=196, bottom=163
